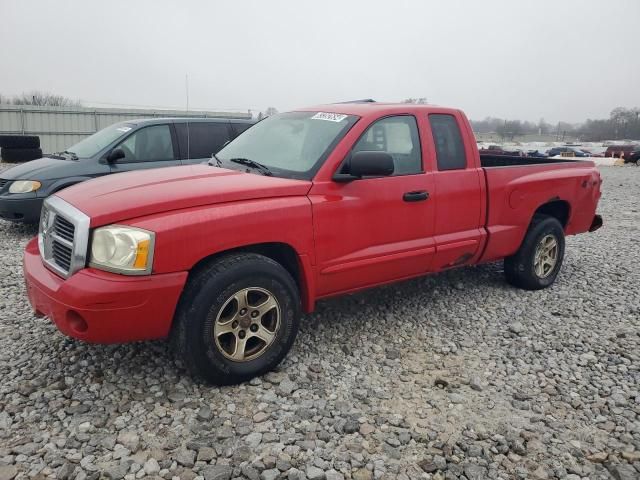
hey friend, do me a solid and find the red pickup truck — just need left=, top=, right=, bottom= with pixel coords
left=23, top=103, right=603, bottom=384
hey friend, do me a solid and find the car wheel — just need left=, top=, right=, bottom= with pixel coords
left=171, top=252, right=301, bottom=385
left=504, top=215, right=565, bottom=290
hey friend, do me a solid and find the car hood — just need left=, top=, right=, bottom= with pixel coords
left=55, top=164, right=312, bottom=226
left=0, top=156, right=79, bottom=180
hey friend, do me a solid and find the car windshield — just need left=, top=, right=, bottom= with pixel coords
left=66, top=123, right=136, bottom=158
left=216, top=111, right=359, bottom=179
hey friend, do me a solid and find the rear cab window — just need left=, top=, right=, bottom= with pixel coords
left=429, top=114, right=467, bottom=170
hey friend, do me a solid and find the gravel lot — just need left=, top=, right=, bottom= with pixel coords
left=0, top=166, right=638, bottom=480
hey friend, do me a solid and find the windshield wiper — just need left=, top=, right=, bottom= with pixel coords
left=208, top=153, right=223, bottom=167
left=229, top=157, right=272, bottom=176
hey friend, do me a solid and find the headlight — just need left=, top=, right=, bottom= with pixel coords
left=89, top=225, right=155, bottom=275
left=9, top=180, right=41, bottom=193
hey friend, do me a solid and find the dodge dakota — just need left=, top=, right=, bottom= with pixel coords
left=23, top=103, right=603, bottom=384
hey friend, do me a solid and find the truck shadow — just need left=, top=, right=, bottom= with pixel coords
left=46, top=262, right=508, bottom=387
left=309, top=262, right=508, bottom=326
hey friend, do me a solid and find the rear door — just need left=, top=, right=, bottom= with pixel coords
left=309, top=114, right=437, bottom=296
left=109, top=124, right=181, bottom=173
left=426, top=113, right=485, bottom=270
left=176, top=121, right=234, bottom=164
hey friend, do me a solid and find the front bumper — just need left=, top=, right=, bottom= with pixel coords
left=0, top=195, right=43, bottom=223
left=23, top=238, right=188, bottom=343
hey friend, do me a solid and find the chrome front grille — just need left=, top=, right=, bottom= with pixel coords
left=38, top=196, right=90, bottom=278
left=53, top=215, right=75, bottom=242
left=52, top=241, right=73, bottom=271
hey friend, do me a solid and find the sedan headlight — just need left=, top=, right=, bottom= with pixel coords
left=9, top=180, right=41, bottom=193
left=89, top=225, right=155, bottom=275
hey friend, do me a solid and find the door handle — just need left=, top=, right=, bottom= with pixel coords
left=403, top=190, right=429, bottom=202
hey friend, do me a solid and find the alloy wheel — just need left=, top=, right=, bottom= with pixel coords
left=534, top=234, right=558, bottom=278
left=213, top=287, right=281, bottom=362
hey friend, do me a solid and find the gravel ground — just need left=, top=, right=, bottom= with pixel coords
left=0, top=165, right=638, bottom=480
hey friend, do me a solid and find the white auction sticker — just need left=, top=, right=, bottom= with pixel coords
left=311, top=112, right=348, bottom=122
left=116, top=127, right=132, bottom=133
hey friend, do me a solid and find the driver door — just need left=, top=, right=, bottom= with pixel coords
left=109, top=124, right=181, bottom=173
left=309, top=115, right=436, bottom=297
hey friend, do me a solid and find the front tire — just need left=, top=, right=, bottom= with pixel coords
left=504, top=215, right=565, bottom=290
left=171, top=253, right=301, bottom=385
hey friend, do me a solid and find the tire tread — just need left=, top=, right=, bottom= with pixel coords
left=504, top=214, right=565, bottom=290
left=171, top=252, right=299, bottom=384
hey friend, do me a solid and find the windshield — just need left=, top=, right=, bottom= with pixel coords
left=66, top=122, right=135, bottom=158
left=216, top=111, right=358, bottom=179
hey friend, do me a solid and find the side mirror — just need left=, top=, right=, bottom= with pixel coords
left=347, top=151, right=394, bottom=179
left=106, top=148, right=125, bottom=163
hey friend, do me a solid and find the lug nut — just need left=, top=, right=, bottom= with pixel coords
left=238, top=330, right=246, bottom=339
left=250, top=324, right=259, bottom=332
left=251, top=310, right=259, bottom=318
left=239, top=308, right=247, bottom=316
left=232, top=321, right=239, bottom=328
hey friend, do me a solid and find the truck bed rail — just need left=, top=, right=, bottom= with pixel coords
left=480, top=154, right=585, bottom=168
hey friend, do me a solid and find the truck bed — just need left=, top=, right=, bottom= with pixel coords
left=479, top=157, right=601, bottom=264
left=480, top=154, right=586, bottom=168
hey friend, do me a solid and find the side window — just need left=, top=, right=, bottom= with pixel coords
left=186, top=122, right=232, bottom=159
left=352, top=116, right=422, bottom=175
left=429, top=114, right=467, bottom=170
left=116, top=125, right=174, bottom=162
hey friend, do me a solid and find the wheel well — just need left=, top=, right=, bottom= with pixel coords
left=189, top=242, right=302, bottom=292
left=534, top=200, right=570, bottom=228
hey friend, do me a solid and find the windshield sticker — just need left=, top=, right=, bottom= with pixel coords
left=311, top=112, right=348, bottom=122
left=116, top=127, right=132, bottom=133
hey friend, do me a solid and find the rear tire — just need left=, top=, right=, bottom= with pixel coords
left=504, top=215, right=565, bottom=290
left=171, top=253, right=301, bottom=385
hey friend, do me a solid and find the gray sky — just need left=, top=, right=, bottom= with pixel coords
left=1, top=0, right=639, bottom=122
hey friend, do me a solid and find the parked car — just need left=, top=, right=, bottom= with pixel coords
left=23, top=103, right=602, bottom=384
left=478, top=145, right=521, bottom=156
left=0, top=117, right=255, bottom=222
left=526, top=150, right=548, bottom=158
left=546, top=146, right=589, bottom=157
left=604, top=145, right=638, bottom=159
left=627, top=148, right=640, bottom=165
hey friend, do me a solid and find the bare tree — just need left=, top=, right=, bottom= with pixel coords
left=496, top=120, right=523, bottom=140
left=10, top=91, right=81, bottom=107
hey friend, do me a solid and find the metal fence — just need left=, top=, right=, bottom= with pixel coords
left=0, top=104, right=252, bottom=153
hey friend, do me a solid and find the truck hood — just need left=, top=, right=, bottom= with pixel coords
left=56, top=164, right=312, bottom=226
